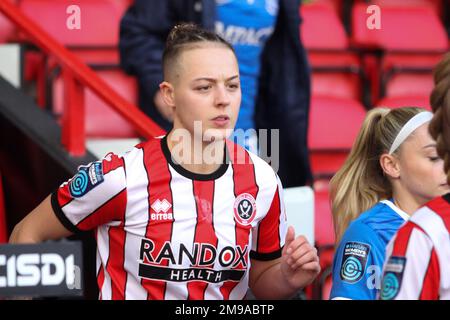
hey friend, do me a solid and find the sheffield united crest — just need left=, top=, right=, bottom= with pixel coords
left=233, top=193, right=257, bottom=226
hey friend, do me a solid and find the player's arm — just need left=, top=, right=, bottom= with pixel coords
left=249, top=226, right=320, bottom=299
left=9, top=195, right=73, bottom=244
left=329, top=222, right=382, bottom=300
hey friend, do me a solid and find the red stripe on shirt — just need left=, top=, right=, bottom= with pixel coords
left=426, top=196, right=450, bottom=236
left=102, top=153, right=125, bottom=175
left=391, top=221, right=418, bottom=257
left=104, top=155, right=128, bottom=300
left=187, top=180, right=217, bottom=300
left=57, top=182, right=73, bottom=208
left=96, top=229, right=105, bottom=299
left=257, top=185, right=282, bottom=254
left=106, top=221, right=128, bottom=300
left=97, top=266, right=105, bottom=300
left=220, top=142, right=258, bottom=300
left=76, top=189, right=127, bottom=231
left=140, top=141, right=174, bottom=300
left=419, top=248, right=440, bottom=300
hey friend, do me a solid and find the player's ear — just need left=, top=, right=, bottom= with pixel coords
left=380, top=153, right=400, bottom=179
left=159, top=81, right=176, bottom=107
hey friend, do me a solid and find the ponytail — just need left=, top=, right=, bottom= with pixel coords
left=331, top=107, right=427, bottom=243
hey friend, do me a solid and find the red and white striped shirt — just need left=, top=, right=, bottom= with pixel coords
left=51, top=136, right=287, bottom=300
left=381, top=195, right=450, bottom=300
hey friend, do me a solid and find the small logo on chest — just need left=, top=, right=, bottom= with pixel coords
left=150, top=199, right=173, bottom=221
left=233, top=193, right=257, bottom=226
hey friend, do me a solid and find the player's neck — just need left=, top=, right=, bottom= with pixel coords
left=391, top=188, right=425, bottom=216
left=166, top=131, right=226, bottom=175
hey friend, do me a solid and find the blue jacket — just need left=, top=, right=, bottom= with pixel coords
left=119, top=0, right=312, bottom=187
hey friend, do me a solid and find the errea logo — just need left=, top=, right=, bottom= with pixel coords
left=151, top=199, right=172, bottom=213
left=150, top=199, right=173, bottom=221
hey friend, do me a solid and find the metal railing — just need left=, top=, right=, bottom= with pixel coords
left=0, top=0, right=165, bottom=156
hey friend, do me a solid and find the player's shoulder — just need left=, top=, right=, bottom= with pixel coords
left=407, top=195, right=450, bottom=244
left=349, top=202, right=390, bottom=231
left=418, top=194, right=450, bottom=227
left=133, top=135, right=163, bottom=152
left=359, top=200, right=408, bottom=241
left=91, top=137, right=162, bottom=177
left=340, top=205, right=389, bottom=249
left=226, top=140, right=279, bottom=185
left=120, top=136, right=163, bottom=162
left=341, top=218, right=380, bottom=247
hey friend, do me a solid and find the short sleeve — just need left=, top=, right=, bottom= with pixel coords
left=51, top=152, right=127, bottom=233
left=250, top=175, right=288, bottom=261
left=330, top=221, right=385, bottom=300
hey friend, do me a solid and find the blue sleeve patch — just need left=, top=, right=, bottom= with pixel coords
left=340, top=242, right=371, bottom=283
left=380, top=256, right=406, bottom=300
left=69, top=162, right=104, bottom=198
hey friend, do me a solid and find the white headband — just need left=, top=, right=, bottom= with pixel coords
left=389, top=111, right=433, bottom=154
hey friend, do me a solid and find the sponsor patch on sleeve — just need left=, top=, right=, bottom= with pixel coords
left=69, top=162, right=104, bottom=198
left=380, top=256, right=406, bottom=300
left=340, top=241, right=370, bottom=283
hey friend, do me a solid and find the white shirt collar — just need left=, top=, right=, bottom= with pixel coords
left=380, top=199, right=410, bottom=221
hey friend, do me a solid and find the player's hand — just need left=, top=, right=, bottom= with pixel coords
left=280, top=226, right=320, bottom=290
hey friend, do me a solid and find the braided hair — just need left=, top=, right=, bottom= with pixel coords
left=162, top=23, right=235, bottom=80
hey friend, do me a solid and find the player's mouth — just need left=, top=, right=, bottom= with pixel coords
left=211, top=115, right=230, bottom=127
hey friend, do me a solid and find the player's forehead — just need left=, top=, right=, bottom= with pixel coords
left=176, top=44, right=239, bottom=81
left=402, top=122, right=435, bottom=152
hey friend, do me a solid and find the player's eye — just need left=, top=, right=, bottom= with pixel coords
left=228, top=83, right=239, bottom=89
left=196, top=85, right=211, bottom=91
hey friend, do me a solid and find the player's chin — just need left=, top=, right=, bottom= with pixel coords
left=203, top=127, right=233, bottom=142
left=434, top=185, right=450, bottom=197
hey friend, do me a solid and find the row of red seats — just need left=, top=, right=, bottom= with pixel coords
left=0, top=0, right=447, bottom=141
left=0, top=0, right=137, bottom=138
left=3, top=1, right=446, bottom=51
left=304, top=0, right=448, bottom=46
left=304, top=0, right=448, bottom=299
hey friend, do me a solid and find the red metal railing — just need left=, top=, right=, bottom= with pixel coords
left=0, top=0, right=165, bottom=156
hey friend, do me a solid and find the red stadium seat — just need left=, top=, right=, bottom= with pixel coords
left=308, top=52, right=361, bottom=69
left=377, top=54, right=441, bottom=110
left=18, top=1, right=131, bottom=108
left=308, top=96, right=366, bottom=178
left=376, top=96, right=431, bottom=110
left=385, top=73, right=434, bottom=98
left=301, top=1, right=348, bottom=50
left=0, top=13, right=15, bottom=43
left=381, top=53, right=445, bottom=72
left=351, top=3, right=448, bottom=51
left=314, top=179, right=335, bottom=247
left=312, top=72, right=361, bottom=100
left=311, top=179, right=335, bottom=300
left=53, top=69, right=139, bottom=138
left=18, top=0, right=132, bottom=47
left=358, top=0, right=444, bottom=17
left=0, top=0, right=17, bottom=43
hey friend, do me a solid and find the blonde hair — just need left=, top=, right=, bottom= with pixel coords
left=330, top=106, right=427, bottom=243
left=429, top=53, right=450, bottom=181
